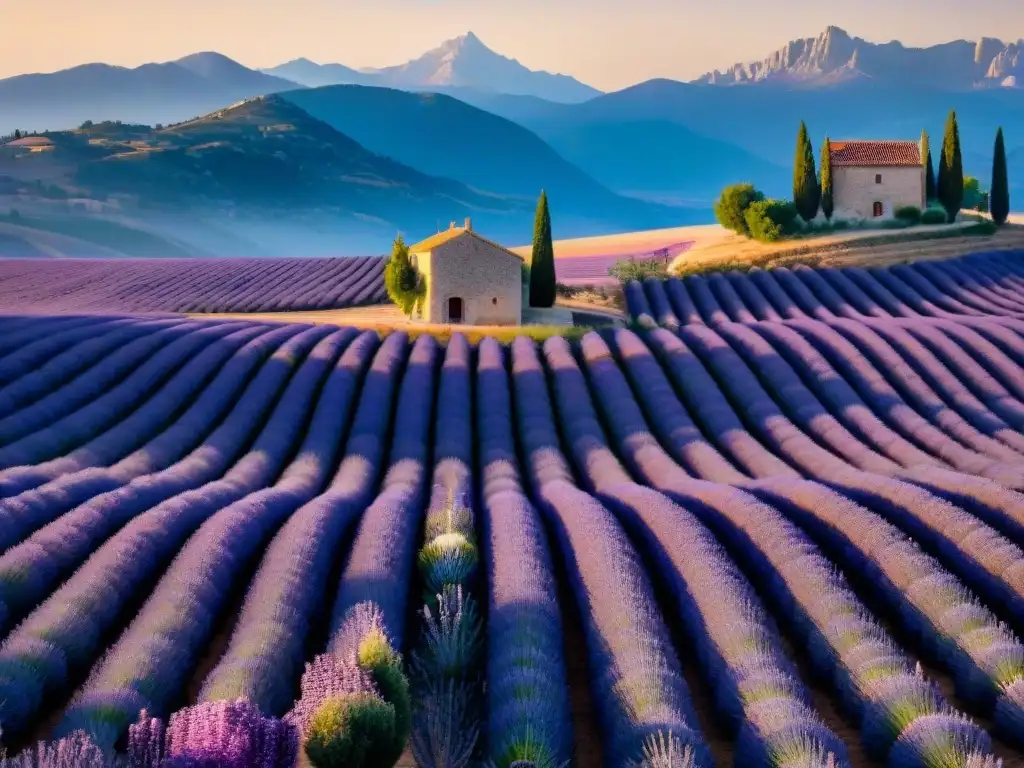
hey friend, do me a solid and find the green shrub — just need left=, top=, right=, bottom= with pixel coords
left=744, top=199, right=799, bottom=243
left=304, top=693, right=397, bottom=768
left=714, top=183, right=764, bottom=235
left=357, top=628, right=411, bottom=755
left=608, top=256, right=669, bottom=284
left=962, top=176, right=983, bottom=210
left=894, top=205, right=921, bottom=223
left=921, top=208, right=947, bottom=225
left=384, top=234, right=425, bottom=317
left=554, top=282, right=579, bottom=298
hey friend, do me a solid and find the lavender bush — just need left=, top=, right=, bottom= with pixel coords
left=476, top=337, right=572, bottom=768
left=56, top=329, right=375, bottom=747
left=0, top=257, right=388, bottom=313
left=509, top=336, right=711, bottom=766
left=0, top=326, right=335, bottom=736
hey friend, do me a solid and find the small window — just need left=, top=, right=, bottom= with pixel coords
left=492, top=297, right=498, bottom=305
left=875, top=174, right=882, bottom=184
left=873, top=201, right=883, bottom=217
left=409, top=254, right=417, bottom=268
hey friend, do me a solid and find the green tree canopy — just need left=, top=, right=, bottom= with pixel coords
left=384, top=234, right=424, bottom=317
left=793, top=121, right=820, bottom=222
left=937, top=110, right=964, bottom=222
left=962, top=176, right=982, bottom=210
left=991, top=126, right=1010, bottom=226
left=529, top=190, right=556, bottom=308
left=714, top=183, right=764, bottom=235
left=820, top=137, right=834, bottom=221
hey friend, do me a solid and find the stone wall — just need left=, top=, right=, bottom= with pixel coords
left=833, top=165, right=925, bottom=220
left=418, top=233, right=522, bottom=325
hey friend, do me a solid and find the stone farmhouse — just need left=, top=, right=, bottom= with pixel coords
left=408, top=218, right=523, bottom=326
left=829, top=140, right=926, bottom=220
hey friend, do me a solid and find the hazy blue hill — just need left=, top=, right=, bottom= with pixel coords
left=0, top=57, right=302, bottom=134
left=262, top=58, right=368, bottom=87
left=536, top=118, right=789, bottom=202
left=79, top=97, right=512, bottom=219
left=493, top=78, right=1024, bottom=198
left=282, top=85, right=705, bottom=229
left=1, top=97, right=541, bottom=244
left=173, top=52, right=300, bottom=92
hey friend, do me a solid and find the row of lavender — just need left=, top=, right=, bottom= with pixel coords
left=0, top=257, right=388, bottom=313
left=1, top=314, right=1024, bottom=765
left=625, top=250, right=1024, bottom=327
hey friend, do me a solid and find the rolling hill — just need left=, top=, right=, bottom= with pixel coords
left=281, top=85, right=705, bottom=230
left=0, top=95, right=543, bottom=250
left=0, top=54, right=302, bottom=135
left=534, top=118, right=789, bottom=203
left=485, top=77, right=1024, bottom=200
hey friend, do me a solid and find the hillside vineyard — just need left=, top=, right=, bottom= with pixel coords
left=4, top=257, right=1024, bottom=765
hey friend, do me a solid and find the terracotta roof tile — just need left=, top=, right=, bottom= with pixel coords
left=409, top=227, right=523, bottom=261
left=829, top=140, right=922, bottom=167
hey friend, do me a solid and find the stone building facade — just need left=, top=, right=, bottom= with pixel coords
left=830, top=140, right=926, bottom=220
left=409, top=219, right=523, bottom=326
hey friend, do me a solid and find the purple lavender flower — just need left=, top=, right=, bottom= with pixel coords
left=161, top=699, right=297, bottom=768
left=0, top=730, right=111, bottom=768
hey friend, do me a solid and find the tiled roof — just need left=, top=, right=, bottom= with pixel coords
left=829, top=140, right=922, bottom=167
left=409, top=227, right=524, bottom=261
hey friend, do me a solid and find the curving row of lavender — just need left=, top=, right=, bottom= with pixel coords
left=625, top=251, right=1024, bottom=327
left=2, top=302, right=1024, bottom=766
left=0, top=256, right=388, bottom=313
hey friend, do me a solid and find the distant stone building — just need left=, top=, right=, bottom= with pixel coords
left=829, top=140, right=926, bottom=220
left=409, top=218, right=523, bottom=326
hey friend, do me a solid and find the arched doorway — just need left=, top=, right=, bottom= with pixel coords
left=872, top=201, right=883, bottom=217
left=447, top=296, right=464, bottom=324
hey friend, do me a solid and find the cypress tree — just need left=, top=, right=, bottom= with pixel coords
left=991, top=126, right=1010, bottom=226
left=937, top=109, right=963, bottom=223
left=793, top=121, right=820, bottom=222
left=529, top=190, right=556, bottom=308
left=920, top=130, right=937, bottom=202
left=820, top=137, right=834, bottom=221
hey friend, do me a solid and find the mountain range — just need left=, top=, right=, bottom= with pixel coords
left=262, top=32, right=600, bottom=103
left=0, top=25, right=1022, bottom=257
left=699, top=25, right=1024, bottom=88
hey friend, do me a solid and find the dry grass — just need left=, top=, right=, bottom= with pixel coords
left=510, top=224, right=722, bottom=260
left=670, top=220, right=1024, bottom=276
left=188, top=306, right=591, bottom=345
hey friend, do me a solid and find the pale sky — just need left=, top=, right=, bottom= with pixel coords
left=3, top=0, right=1023, bottom=90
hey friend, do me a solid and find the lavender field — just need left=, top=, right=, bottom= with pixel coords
left=2, top=252, right=1024, bottom=767
left=0, top=257, right=388, bottom=313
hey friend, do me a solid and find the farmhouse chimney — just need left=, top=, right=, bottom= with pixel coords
left=464, top=217, right=472, bottom=231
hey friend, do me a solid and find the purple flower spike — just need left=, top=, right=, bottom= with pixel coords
left=284, top=652, right=379, bottom=733
left=128, top=709, right=165, bottom=768
left=888, top=713, right=994, bottom=768
left=0, top=730, right=110, bottom=767
left=162, top=698, right=298, bottom=768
